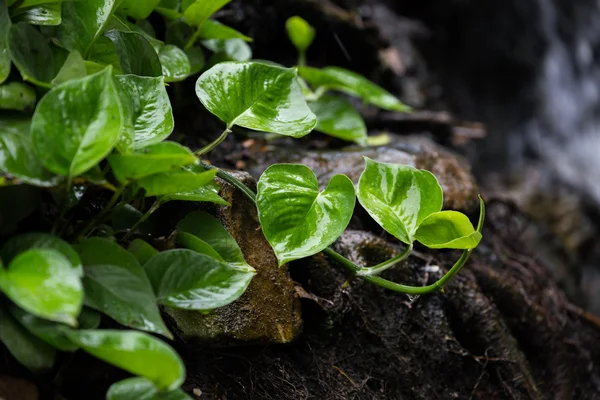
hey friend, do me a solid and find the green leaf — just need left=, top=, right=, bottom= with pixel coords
left=414, top=211, right=482, bottom=249
left=0, top=304, right=55, bottom=372
left=105, top=30, right=162, bottom=77
left=86, top=36, right=122, bottom=73
left=198, top=19, right=251, bottom=42
left=66, top=329, right=185, bottom=391
left=161, top=180, right=228, bottom=205
left=176, top=232, right=222, bottom=260
left=298, top=66, right=410, bottom=112
left=356, top=157, right=442, bottom=244
left=0, top=82, right=36, bottom=111
left=108, top=142, right=194, bottom=184
left=111, top=204, right=152, bottom=234
left=11, top=3, right=61, bottom=26
left=107, top=377, right=193, bottom=400
left=76, top=238, right=172, bottom=338
left=51, top=50, right=87, bottom=85
left=8, top=22, right=55, bottom=86
left=128, top=239, right=159, bottom=265
left=256, top=164, right=355, bottom=265
left=176, top=211, right=252, bottom=269
left=119, top=0, right=161, bottom=19
left=156, top=43, right=191, bottom=82
left=144, top=249, right=255, bottom=310
left=183, top=0, right=230, bottom=26
left=0, top=249, right=83, bottom=326
left=202, top=38, right=251, bottom=62
left=0, top=232, right=83, bottom=276
left=308, top=95, right=367, bottom=144
left=185, top=46, right=205, bottom=75
left=286, top=16, right=315, bottom=53
left=0, top=0, right=11, bottom=85
left=114, top=75, right=174, bottom=152
left=31, top=67, right=123, bottom=179
left=196, top=61, right=317, bottom=136
left=137, top=169, right=217, bottom=197
left=58, top=0, right=117, bottom=56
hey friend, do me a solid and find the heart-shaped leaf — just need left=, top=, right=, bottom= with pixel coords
left=58, top=0, right=116, bottom=56
left=137, top=168, right=217, bottom=197
left=160, top=177, right=228, bottom=205
left=66, top=329, right=185, bottom=391
left=156, top=43, right=190, bottom=82
left=257, top=164, right=355, bottom=265
left=0, top=248, right=83, bottom=326
left=196, top=61, right=317, bottom=136
left=0, top=1, right=11, bottom=85
left=128, top=239, right=159, bottom=265
left=108, top=142, right=195, bottom=184
left=119, top=0, right=162, bottom=19
left=183, top=0, right=230, bottom=26
left=51, top=50, right=87, bottom=85
left=198, top=19, right=251, bottom=41
left=11, top=3, right=61, bottom=25
left=31, top=67, right=123, bottom=179
left=8, top=22, right=55, bottom=86
left=286, top=16, right=315, bottom=53
left=308, top=95, right=367, bottom=144
left=114, top=75, right=174, bottom=151
left=415, top=211, right=482, bottom=249
left=0, top=82, right=36, bottom=111
left=76, top=238, right=172, bottom=338
left=143, top=249, right=254, bottom=310
left=105, top=30, right=162, bottom=77
left=107, top=377, right=192, bottom=400
left=299, top=66, right=410, bottom=112
left=357, top=157, right=442, bottom=244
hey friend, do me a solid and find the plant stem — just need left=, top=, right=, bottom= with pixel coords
left=195, top=128, right=231, bottom=157
left=298, top=51, right=306, bottom=67
left=185, top=27, right=202, bottom=50
left=206, top=164, right=485, bottom=294
left=76, top=188, right=123, bottom=239
left=122, top=199, right=161, bottom=241
left=356, top=244, right=413, bottom=276
left=51, top=177, right=73, bottom=235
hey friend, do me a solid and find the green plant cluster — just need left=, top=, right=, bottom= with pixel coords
left=0, top=2, right=484, bottom=398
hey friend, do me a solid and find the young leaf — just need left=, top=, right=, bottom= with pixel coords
left=31, top=67, right=123, bottom=179
left=196, top=61, right=317, bottom=137
left=0, top=304, right=56, bottom=372
left=58, top=0, right=117, bottom=56
left=0, top=0, right=11, bottom=85
left=137, top=169, right=217, bottom=197
left=356, top=157, right=442, bottom=244
left=160, top=180, right=228, bottom=205
left=183, top=0, right=230, bottom=26
left=198, top=19, right=251, bottom=42
left=156, top=43, right=191, bottom=82
left=51, top=50, right=87, bottom=85
left=107, top=377, right=193, bottom=400
left=176, top=211, right=252, bottom=270
left=108, top=142, right=195, bottom=184
left=256, top=164, right=355, bottom=265
left=143, top=249, right=255, bottom=310
left=76, top=238, right=172, bottom=338
left=119, top=0, right=161, bottom=19
left=176, top=232, right=223, bottom=260
left=11, top=3, right=62, bottom=26
left=128, top=239, right=159, bottom=265
left=0, top=249, right=83, bottom=326
left=0, top=82, right=36, bottom=111
left=66, top=329, right=185, bottom=391
left=308, top=95, right=367, bottom=145
left=105, top=30, right=163, bottom=77
left=286, top=16, right=315, bottom=53
left=298, top=66, right=410, bottom=112
left=8, top=22, right=55, bottom=86
left=1, top=232, right=83, bottom=276
left=414, top=211, right=482, bottom=249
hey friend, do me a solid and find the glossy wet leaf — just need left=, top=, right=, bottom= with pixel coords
left=8, top=22, right=55, bottom=86
left=119, top=0, right=161, bottom=19
left=0, top=304, right=56, bottom=372
left=66, top=329, right=185, bottom=391
left=0, top=249, right=83, bottom=326
left=107, top=377, right=192, bottom=400
left=137, top=168, right=217, bottom=197
left=128, top=239, right=159, bottom=265
left=109, top=142, right=194, bottom=184
left=196, top=62, right=317, bottom=136
left=0, top=1, right=11, bottom=85
left=357, top=158, right=442, bottom=244
left=156, top=43, right=191, bottom=82
left=31, top=67, right=123, bottom=178
left=257, top=164, right=355, bottom=265
left=1, top=232, right=82, bottom=276
left=76, top=238, right=172, bottom=338
left=105, top=30, right=162, bottom=77
left=183, top=0, right=230, bottom=26
left=0, top=82, right=36, bottom=111
left=286, top=16, right=315, bottom=52
left=199, top=19, right=251, bottom=41
left=51, top=50, right=87, bottom=85
left=11, top=3, right=61, bottom=25
left=86, top=36, right=122, bottom=73
left=58, top=0, right=116, bottom=56
left=202, top=38, right=251, bottom=62
left=144, top=249, right=254, bottom=310
left=161, top=180, right=227, bottom=205
left=415, top=211, right=482, bottom=249
left=309, top=95, right=367, bottom=144
left=177, top=211, right=252, bottom=269
left=299, top=66, right=410, bottom=112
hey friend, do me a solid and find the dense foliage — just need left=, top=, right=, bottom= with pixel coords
left=0, top=1, right=483, bottom=398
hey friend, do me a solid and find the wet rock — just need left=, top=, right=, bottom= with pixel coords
left=0, top=375, right=38, bottom=400
left=164, top=171, right=303, bottom=345
left=249, top=134, right=479, bottom=212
